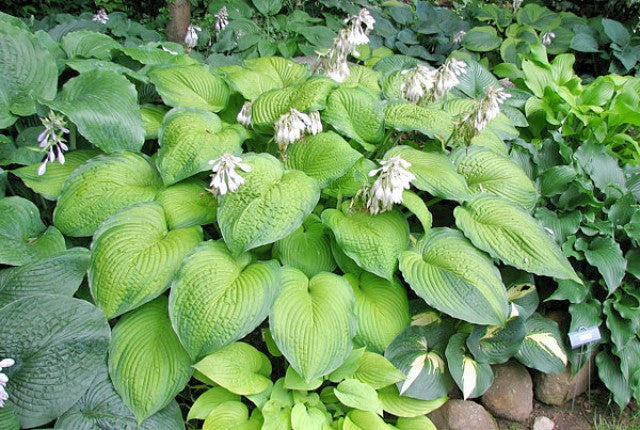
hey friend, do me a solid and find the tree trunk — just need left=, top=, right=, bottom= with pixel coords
left=166, top=0, right=191, bottom=44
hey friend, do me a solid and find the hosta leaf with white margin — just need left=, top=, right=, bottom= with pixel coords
left=0, top=196, right=65, bottom=266
left=53, top=152, right=163, bottom=237
left=273, top=214, right=336, bottom=278
left=596, top=351, right=631, bottom=409
left=399, top=227, right=510, bottom=326
left=140, top=104, right=169, bottom=140
left=385, top=146, right=471, bottom=202
left=343, top=410, right=389, bottom=430
left=45, top=69, right=145, bottom=153
left=61, top=31, right=120, bottom=60
left=56, top=367, right=185, bottom=430
left=284, top=131, right=362, bottom=187
left=169, top=241, right=280, bottom=360
left=13, top=149, right=100, bottom=200
left=0, top=20, right=57, bottom=126
left=322, top=87, right=385, bottom=150
left=515, top=313, right=568, bottom=374
left=376, top=385, right=447, bottom=418
left=454, top=195, right=581, bottom=282
left=193, top=342, right=272, bottom=395
left=269, top=268, right=357, bottom=382
left=453, top=146, right=538, bottom=210
left=384, top=102, right=454, bottom=142
left=342, top=65, right=382, bottom=97
left=154, top=179, right=217, bottom=229
left=334, top=379, right=384, bottom=415
left=353, top=351, right=406, bottom=390
left=344, top=272, right=410, bottom=353
left=0, top=295, right=110, bottom=428
left=466, top=308, right=526, bottom=364
left=445, top=333, right=493, bottom=399
left=156, top=107, right=246, bottom=185
left=322, top=206, right=409, bottom=280
left=505, top=270, right=539, bottom=319
left=202, top=401, right=262, bottom=430
left=89, top=202, right=202, bottom=319
left=217, top=153, right=320, bottom=255
left=149, top=64, right=230, bottom=111
left=0, top=248, right=89, bottom=308
left=188, top=387, right=240, bottom=421
left=222, top=56, right=309, bottom=100
left=109, top=296, right=192, bottom=423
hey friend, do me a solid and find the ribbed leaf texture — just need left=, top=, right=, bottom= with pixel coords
left=384, top=102, right=453, bottom=142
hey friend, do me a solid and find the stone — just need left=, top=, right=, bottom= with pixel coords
left=534, top=354, right=595, bottom=406
left=533, top=416, right=555, bottom=430
left=428, top=400, right=497, bottom=430
left=481, top=361, right=533, bottom=422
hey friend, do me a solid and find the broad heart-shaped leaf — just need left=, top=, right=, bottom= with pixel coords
left=400, top=228, right=510, bottom=326
left=0, top=295, right=110, bottom=428
left=462, top=26, right=501, bottom=52
left=89, top=202, right=202, bottom=319
left=0, top=196, right=65, bottom=266
left=217, top=153, right=320, bottom=255
left=155, top=179, right=217, bottom=229
left=272, top=214, right=336, bottom=278
left=54, top=152, right=163, bottom=237
left=322, top=87, right=384, bottom=150
left=343, top=410, right=388, bottom=430
left=383, top=102, right=453, bottom=142
left=454, top=195, right=581, bottom=283
left=269, top=268, right=357, bottom=382
left=193, top=342, right=272, bottom=396
left=445, top=333, right=493, bottom=400
left=56, top=367, right=185, bottom=430
left=149, top=64, right=230, bottom=111
left=334, top=378, right=383, bottom=415
left=284, top=131, right=363, bottom=187
left=45, top=69, right=145, bottom=153
left=0, top=248, right=89, bottom=308
left=345, top=272, right=410, bottom=353
left=454, top=146, right=538, bottom=210
left=222, top=56, right=308, bottom=100
left=353, top=351, right=406, bottom=390
left=385, top=146, right=471, bottom=202
left=156, top=107, right=246, bottom=185
left=202, top=401, right=262, bottom=430
left=466, top=311, right=526, bottom=364
left=377, top=385, right=447, bottom=418
left=515, top=313, right=568, bottom=374
left=169, top=241, right=280, bottom=360
left=322, top=207, right=409, bottom=280
left=61, top=31, right=120, bottom=60
left=187, top=387, right=240, bottom=421
left=109, top=296, right=192, bottom=423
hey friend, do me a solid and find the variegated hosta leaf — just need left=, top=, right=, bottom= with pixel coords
left=156, top=107, right=246, bottom=185
left=321, top=207, right=409, bottom=280
left=515, top=313, right=568, bottom=374
left=109, top=296, right=192, bottom=423
left=284, top=131, right=363, bottom=187
left=272, top=214, right=336, bottom=278
left=334, top=378, right=384, bottom=415
left=385, top=146, right=471, bottom=202
left=377, top=385, right=447, bottom=418
left=399, top=228, right=510, bottom=326
left=453, top=146, right=538, bottom=210
left=149, top=64, right=230, bottom=111
left=89, top=202, right=202, bottom=319
left=169, top=241, right=280, bottom=360
left=384, top=102, right=454, bottom=142
left=217, top=153, right=320, bottom=255
left=507, top=282, right=539, bottom=319
left=269, top=268, right=357, bottom=382
left=154, top=179, right=217, bottom=229
left=454, top=195, right=581, bottom=282
left=445, top=333, right=493, bottom=399
left=353, top=351, right=406, bottom=390
left=466, top=310, right=526, bottom=364
left=53, top=152, right=163, bottom=237
left=345, top=272, right=410, bottom=353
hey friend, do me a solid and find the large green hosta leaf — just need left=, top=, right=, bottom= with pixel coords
left=445, top=333, right=493, bottom=399
left=0, top=196, right=65, bottom=266
left=223, top=56, right=308, bottom=100
left=45, top=70, right=145, bottom=153
left=61, top=31, right=120, bottom=60
left=322, top=207, right=409, bottom=280
left=89, top=202, right=202, bottom=319
left=384, top=102, right=453, bottom=142
left=0, top=295, right=110, bottom=428
left=54, top=152, right=163, bottom=237
left=156, top=107, right=246, bottom=185
left=269, top=268, right=357, bottom=382
left=454, top=195, right=581, bottom=282
left=385, top=146, right=471, bottom=202
left=399, top=228, right=510, bottom=326
left=109, top=296, right=192, bottom=423
left=345, top=272, right=410, bottom=353
left=155, top=179, right=217, bottom=229
left=515, top=313, right=568, bottom=374
left=217, top=153, right=320, bottom=255
left=169, top=241, right=280, bottom=360
left=149, top=65, right=229, bottom=111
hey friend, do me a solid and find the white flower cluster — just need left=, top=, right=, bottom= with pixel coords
left=274, top=108, right=322, bottom=152
left=432, top=58, right=467, bottom=100
left=513, top=0, right=524, bottom=11
left=37, top=111, right=70, bottom=176
left=0, top=358, right=14, bottom=408
left=92, top=8, right=109, bottom=24
left=466, top=86, right=512, bottom=135
left=367, top=156, right=416, bottom=215
left=452, top=30, right=466, bottom=44
left=541, top=31, right=556, bottom=46
left=185, top=24, right=201, bottom=49
left=318, top=8, right=375, bottom=82
left=207, top=153, right=251, bottom=197
left=400, top=58, right=467, bottom=104
left=236, top=101, right=252, bottom=127
left=214, top=7, right=229, bottom=39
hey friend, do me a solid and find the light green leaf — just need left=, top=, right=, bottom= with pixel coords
left=149, top=65, right=230, bottom=111
left=284, top=366, right=323, bottom=391
left=328, top=348, right=366, bottom=383
left=343, top=410, right=389, bottom=430
left=377, top=385, right=447, bottom=418
left=445, top=333, right=493, bottom=399
left=202, top=401, right=259, bottom=430
left=353, top=351, right=406, bottom=390
left=334, top=379, right=383, bottom=415
left=291, top=403, right=328, bottom=430
left=62, top=31, right=120, bottom=60
left=462, top=26, right=501, bottom=52
left=343, top=65, right=382, bottom=97
left=515, top=313, right=568, bottom=374
left=141, top=104, right=168, bottom=140
left=155, top=179, right=217, bottom=229
left=395, top=416, right=438, bottom=430
left=119, top=43, right=196, bottom=66
left=384, top=102, right=453, bottom=142
left=188, top=387, right=240, bottom=421
left=401, top=190, right=433, bottom=233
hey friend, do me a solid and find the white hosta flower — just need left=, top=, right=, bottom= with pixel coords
left=237, top=101, right=252, bottom=128
left=400, top=64, right=436, bottom=103
left=0, top=358, right=14, bottom=408
left=468, top=86, right=511, bottom=135
left=366, top=156, right=415, bottom=215
left=274, top=108, right=322, bottom=151
left=432, top=58, right=467, bottom=100
left=207, top=153, right=251, bottom=197
left=92, top=8, right=109, bottom=24
left=161, top=46, right=179, bottom=55
left=37, top=111, right=70, bottom=176
left=185, top=24, right=201, bottom=49
left=541, top=31, right=556, bottom=46
left=513, top=0, right=523, bottom=11
left=452, top=30, right=466, bottom=44
left=214, top=7, right=229, bottom=38
left=306, top=111, right=323, bottom=135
